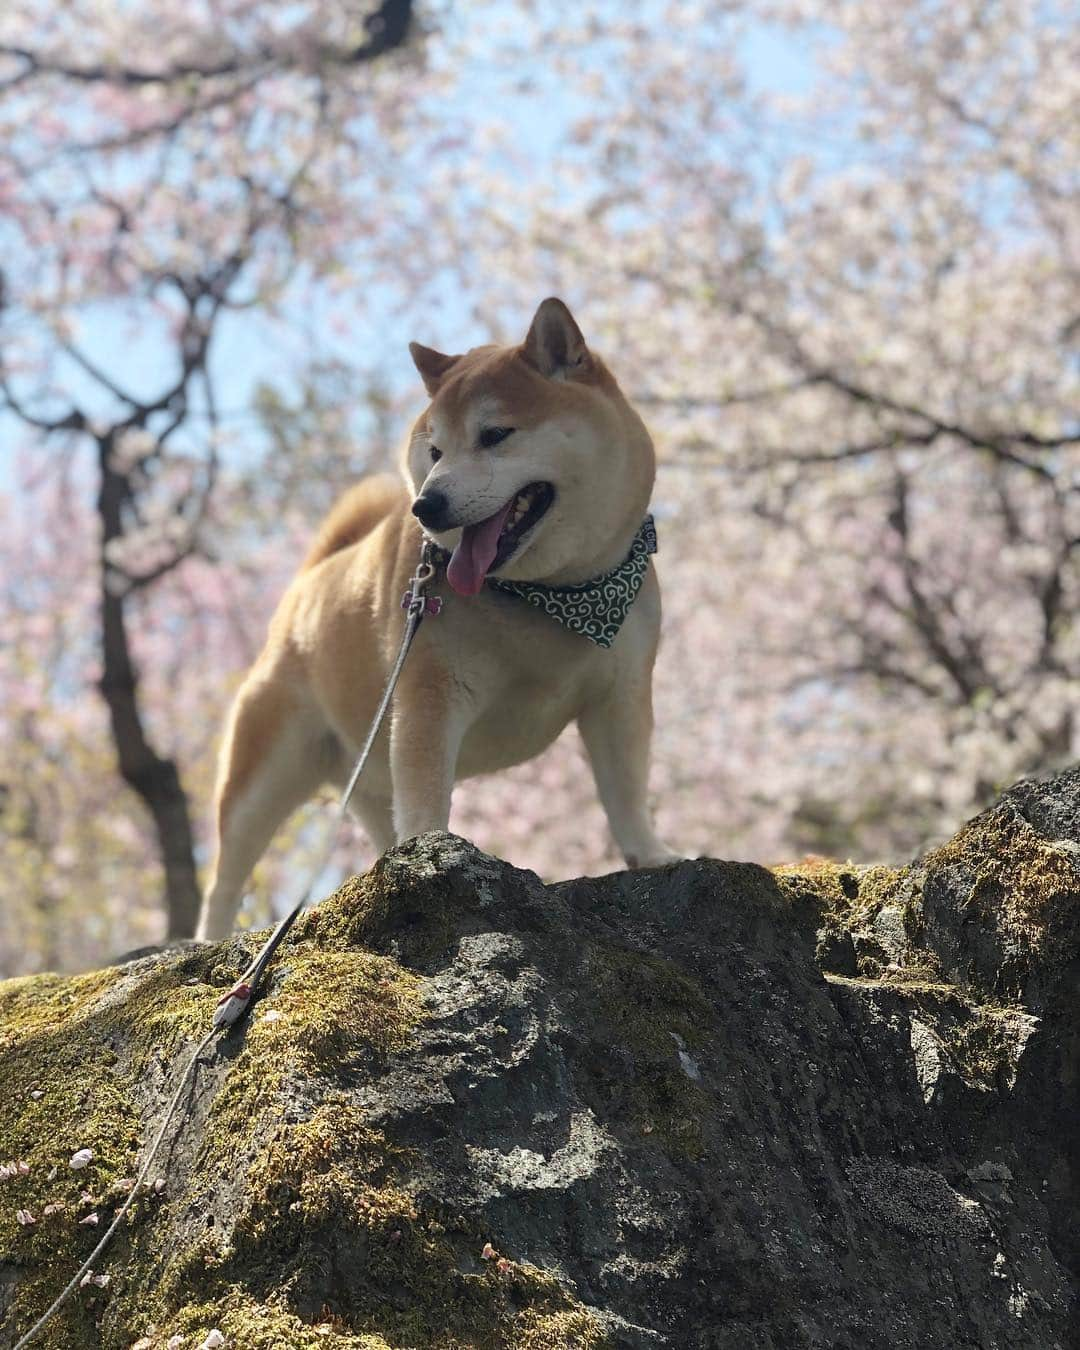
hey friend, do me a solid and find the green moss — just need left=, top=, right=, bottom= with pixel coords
left=0, top=958, right=216, bottom=1347
left=772, top=803, right=1080, bottom=990
left=513, top=1305, right=609, bottom=1349
left=772, top=858, right=909, bottom=928
left=0, top=966, right=123, bottom=1044
left=773, top=857, right=860, bottom=922
left=160, top=1287, right=393, bottom=1348
left=826, top=968, right=1029, bottom=1097
left=871, top=966, right=949, bottom=991
left=772, top=857, right=934, bottom=981
left=1, top=882, right=606, bottom=1350
left=236, top=1100, right=417, bottom=1243
left=924, top=803, right=1080, bottom=960
left=192, top=941, right=423, bottom=1192
left=296, top=873, right=398, bottom=952
left=0, top=965, right=168, bottom=1257
left=141, top=1098, right=607, bottom=1349
left=297, top=865, right=467, bottom=969
left=575, top=944, right=712, bottom=1158
left=943, top=1009, right=1026, bottom=1092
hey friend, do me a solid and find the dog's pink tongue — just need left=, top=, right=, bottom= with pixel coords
left=446, top=500, right=515, bottom=596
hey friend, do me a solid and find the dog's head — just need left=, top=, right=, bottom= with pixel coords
left=402, top=298, right=655, bottom=595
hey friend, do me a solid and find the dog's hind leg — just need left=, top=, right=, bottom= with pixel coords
left=197, top=673, right=331, bottom=941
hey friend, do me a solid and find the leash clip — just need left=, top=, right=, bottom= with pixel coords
left=212, top=981, right=252, bottom=1029
left=401, top=591, right=442, bottom=616
left=402, top=546, right=442, bottom=618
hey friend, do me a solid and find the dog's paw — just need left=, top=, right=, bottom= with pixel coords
left=626, top=847, right=684, bottom=870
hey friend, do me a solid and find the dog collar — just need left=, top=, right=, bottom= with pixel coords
left=488, top=514, right=658, bottom=648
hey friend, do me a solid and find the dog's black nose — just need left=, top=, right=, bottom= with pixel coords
left=412, top=489, right=449, bottom=530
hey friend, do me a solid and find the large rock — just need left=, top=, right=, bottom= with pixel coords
left=2, top=769, right=1079, bottom=1348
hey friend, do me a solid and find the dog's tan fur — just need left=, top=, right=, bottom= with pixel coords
left=197, top=299, right=676, bottom=940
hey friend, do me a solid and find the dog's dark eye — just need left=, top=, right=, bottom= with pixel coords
left=478, top=426, right=515, bottom=450
left=430, top=446, right=442, bottom=463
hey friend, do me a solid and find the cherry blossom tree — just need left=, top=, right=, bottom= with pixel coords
left=437, top=0, right=1079, bottom=862
left=1, top=0, right=1077, bottom=974
left=0, top=0, right=417, bottom=940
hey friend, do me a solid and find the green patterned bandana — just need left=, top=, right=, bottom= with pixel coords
left=489, top=515, right=657, bottom=648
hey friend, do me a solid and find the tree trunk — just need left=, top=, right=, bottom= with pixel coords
left=96, top=439, right=202, bottom=938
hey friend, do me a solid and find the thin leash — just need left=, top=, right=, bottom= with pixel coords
left=212, top=539, right=442, bottom=1029
left=13, top=541, right=442, bottom=1350
left=13, top=1028, right=218, bottom=1350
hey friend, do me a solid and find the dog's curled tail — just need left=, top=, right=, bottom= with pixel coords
left=300, top=474, right=406, bottom=572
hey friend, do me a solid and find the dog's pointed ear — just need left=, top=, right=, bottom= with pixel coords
left=522, top=298, right=591, bottom=380
left=409, top=342, right=462, bottom=396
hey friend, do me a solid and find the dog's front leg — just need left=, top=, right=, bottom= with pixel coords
left=388, top=653, right=465, bottom=843
left=578, top=679, right=680, bottom=871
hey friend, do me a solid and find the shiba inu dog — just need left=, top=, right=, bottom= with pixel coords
left=196, top=298, right=677, bottom=940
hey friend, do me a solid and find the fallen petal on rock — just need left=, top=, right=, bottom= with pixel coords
left=79, top=1211, right=100, bottom=1225
left=69, top=1148, right=93, bottom=1170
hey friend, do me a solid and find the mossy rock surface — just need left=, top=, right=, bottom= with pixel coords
left=3, top=773, right=1080, bottom=1349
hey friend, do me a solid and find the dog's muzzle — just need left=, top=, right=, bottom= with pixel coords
left=412, top=489, right=450, bottom=531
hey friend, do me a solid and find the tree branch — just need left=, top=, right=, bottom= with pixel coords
left=96, top=433, right=201, bottom=936
left=884, top=473, right=990, bottom=704
left=0, top=0, right=413, bottom=88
